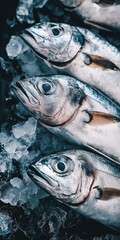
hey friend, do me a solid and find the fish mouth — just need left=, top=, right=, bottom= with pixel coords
left=20, top=30, right=48, bottom=62
left=28, top=164, right=58, bottom=189
left=11, top=80, right=40, bottom=106
left=21, top=29, right=44, bottom=44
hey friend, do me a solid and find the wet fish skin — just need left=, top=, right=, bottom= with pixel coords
left=21, top=22, right=120, bottom=105
left=57, top=0, right=120, bottom=31
left=21, top=22, right=84, bottom=62
left=28, top=149, right=120, bottom=231
left=11, top=75, right=120, bottom=164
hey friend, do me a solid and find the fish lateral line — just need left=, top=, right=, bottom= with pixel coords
left=86, top=144, right=120, bottom=166
left=84, top=20, right=116, bottom=32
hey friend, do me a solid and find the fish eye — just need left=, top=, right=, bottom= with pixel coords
left=51, top=26, right=63, bottom=37
left=57, top=161, right=66, bottom=172
left=42, top=83, right=51, bottom=92
left=37, top=80, right=56, bottom=95
left=53, top=160, right=68, bottom=174
left=51, top=156, right=73, bottom=174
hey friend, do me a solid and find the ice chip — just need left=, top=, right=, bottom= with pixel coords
left=10, top=177, right=22, bottom=188
left=6, top=36, right=28, bottom=59
left=16, top=0, right=48, bottom=24
left=0, top=161, right=7, bottom=173
left=0, top=212, right=13, bottom=236
left=12, top=117, right=37, bottom=139
left=4, top=139, right=19, bottom=155
left=16, top=0, right=34, bottom=24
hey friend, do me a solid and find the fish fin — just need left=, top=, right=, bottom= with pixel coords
left=84, top=20, right=112, bottom=32
left=87, top=111, right=120, bottom=126
left=92, top=0, right=119, bottom=7
left=87, top=54, right=119, bottom=70
left=86, top=144, right=120, bottom=166
left=94, top=186, right=120, bottom=200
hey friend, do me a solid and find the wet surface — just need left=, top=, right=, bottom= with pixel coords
left=0, top=0, right=120, bottom=239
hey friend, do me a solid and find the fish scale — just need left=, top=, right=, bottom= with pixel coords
left=28, top=149, right=120, bottom=231
left=20, top=22, right=120, bottom=105
left=11, top=75, right=120, bottom=164
left=56, top=0, right=120, bottom=31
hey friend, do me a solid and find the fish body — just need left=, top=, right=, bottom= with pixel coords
left=21, top=22, right=120, bottom=105
left=28, top=149, right=120, bottom=231
left=11, top=75, right=120, bottom=164
left=57, top=0, right=120, bottom=31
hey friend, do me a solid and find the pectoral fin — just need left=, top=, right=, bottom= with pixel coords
left=88, top=111, right=120, bottom=126
left=87, top=54, right=119, bottom=70
left=92, top=0, right=119, bottom=7
left=94, top=186, right=120, bottom=200
left=101, top=188, right=120, bottom=200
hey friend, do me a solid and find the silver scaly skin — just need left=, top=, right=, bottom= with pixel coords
left=57, top=0, right=120, bottom=31
left=21, top=22, right=120, bottom=105
left=11, top=75, right=120, bottom=164
left=28, top=149, right=120, bottom=231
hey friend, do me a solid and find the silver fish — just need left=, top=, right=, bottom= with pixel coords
left=56, top=0, right=120, bottom=31
left=21, top=22, right=120, bottom=105
left=28, top=149, right=120, bottom=231
left=11, top=75, right=120, bottom=164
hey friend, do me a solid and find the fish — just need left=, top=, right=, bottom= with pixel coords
left=11, top=75, right=120, bottom=164
left=28, top=149, right=120, bottom=231
left=56, top=0, right=120, bottom=31
left=20, top=22, right=120, bottom=105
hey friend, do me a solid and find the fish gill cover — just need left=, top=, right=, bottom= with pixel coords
left=0, top=0, right=120, bottom=239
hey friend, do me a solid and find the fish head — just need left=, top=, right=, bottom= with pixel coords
left=28, top=151, right=94, bottom=205
left=11, top=75, right=84, bottom=125
left=21, top=22, right=84, bottom=62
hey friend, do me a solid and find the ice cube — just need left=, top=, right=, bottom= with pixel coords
left=16, top=0, right=35, bottom=24
left=6, top=36, right=29, bottom=59
left=0, top=212, right=13, bottom=236
left=10, top=177, right=22, bottom=188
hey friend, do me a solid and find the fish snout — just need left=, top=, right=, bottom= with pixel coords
left=11, top=80, right=40, bottom=106
left=28, top=164, right=40, bottom=177
left=21, top=27, right=45, bottom=44
left=27, top=164, right=42, bottom=185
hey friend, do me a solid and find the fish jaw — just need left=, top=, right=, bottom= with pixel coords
left=11, top=79, right=42, bottom=120
left=20, top=22, right=84, bottom=62
left=28, top=164, right=59, bottom=191
left=20, top=30, right=50, bottom=61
